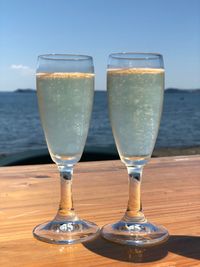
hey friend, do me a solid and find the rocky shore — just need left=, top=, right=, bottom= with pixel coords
left=152, top=146, right=200, bottom=157
left=0, top=146, right=200, bottom=166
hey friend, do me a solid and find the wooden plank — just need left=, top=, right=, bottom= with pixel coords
left=0, top=156, right=200, bottom=266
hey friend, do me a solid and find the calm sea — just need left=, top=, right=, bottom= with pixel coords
left=0, top=90, right=200, bottom=156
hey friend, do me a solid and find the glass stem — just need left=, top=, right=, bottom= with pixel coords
left=123, top=166, right=146, bottom=222
left=55, top=165, right=78, bottom=221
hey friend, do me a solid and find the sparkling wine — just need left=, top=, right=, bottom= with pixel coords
left=37, top=72, right=94, bottom=165
left=107, top=68, right=164, bottom=165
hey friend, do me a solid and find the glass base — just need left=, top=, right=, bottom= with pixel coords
left=33, top=219, right=100, bottom=244
left=101, top=220, right=169, bottom=247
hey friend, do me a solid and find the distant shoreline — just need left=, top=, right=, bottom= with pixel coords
left=165, top=88, right=200, bottom=93
left=14, top=88, right=36, bottom=93
left=0, top=88, right=200, bottom=93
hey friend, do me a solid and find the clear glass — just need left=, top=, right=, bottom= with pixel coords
left=101, top=52, right=169, bottom=246
left=33, top=54, right=99, bottom=244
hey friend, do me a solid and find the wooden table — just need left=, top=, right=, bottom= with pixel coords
left=0, top=156, right=199, bottom=266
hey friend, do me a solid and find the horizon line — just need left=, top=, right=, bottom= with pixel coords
left=0, top=87, right=200, bottom=93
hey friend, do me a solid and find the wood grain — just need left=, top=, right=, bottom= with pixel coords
left=0, top=156, right=200, bottom=266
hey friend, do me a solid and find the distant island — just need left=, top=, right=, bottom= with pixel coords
left=13, top=88, right=200, bottom=93
left=165, top=88, right=200, bottom=93
left=15, top=88, right=36, bottom=93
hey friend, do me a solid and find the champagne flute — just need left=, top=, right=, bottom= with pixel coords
left=101, top=52, right=169, bottom=246
left=33, top=54, right=99, bottom=244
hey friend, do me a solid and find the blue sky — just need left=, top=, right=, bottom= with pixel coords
left=0, top=0, right=199, bottom=91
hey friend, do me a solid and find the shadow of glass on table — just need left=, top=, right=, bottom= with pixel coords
left=83, top=235, right=200, bottom=263
left=83, top=235, right=168, bottom=263
left=167, top=235, right=200, bottom=261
